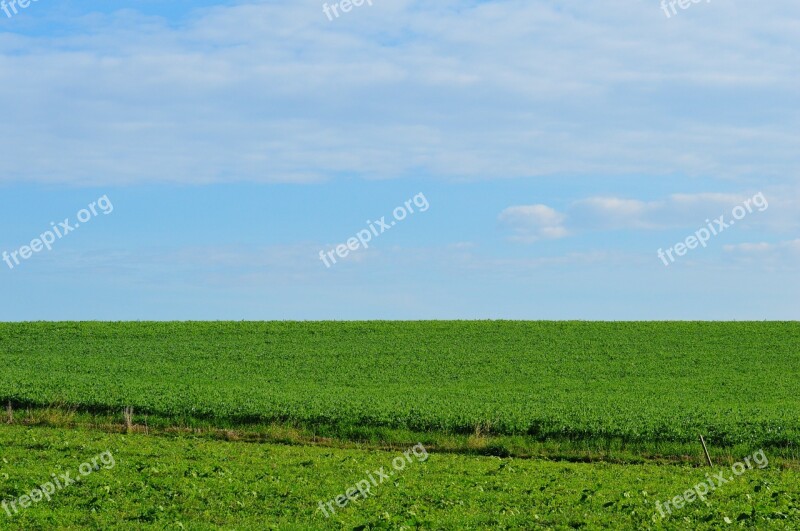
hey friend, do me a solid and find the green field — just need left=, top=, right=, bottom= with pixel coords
left=0, top=425, right=797, bottom=530
left=1, top=322, right=799, bottom=451
left=1, top=321, right=799, bottom=529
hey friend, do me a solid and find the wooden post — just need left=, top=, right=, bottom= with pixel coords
left=699, top=434, right=713, bottom=467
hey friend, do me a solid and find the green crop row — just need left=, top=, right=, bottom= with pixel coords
left=0, top=322, right=798, bottom=448
left=1, top=425, right=799, bottom=529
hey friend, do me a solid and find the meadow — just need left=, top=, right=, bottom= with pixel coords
left=0, top=425, right=797, bottom=529
left=2, top=321, right=800, bottom=529
left=0, top=321, right=798, bottom=455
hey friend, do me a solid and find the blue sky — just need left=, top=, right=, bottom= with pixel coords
left=1, top=0, right=798, bottom=320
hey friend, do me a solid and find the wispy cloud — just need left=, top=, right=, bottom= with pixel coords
left=724, top=239, right=800, bottom=254
left=498, top=204, right=568, bottom=242
left=1, top=1, right=799, bottom=185
left=501, top=190, right=796, bottom=243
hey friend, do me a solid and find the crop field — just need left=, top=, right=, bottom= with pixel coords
left=1, top=321, right=799, bottom=450
left=1, top=425, right=798, bottom=529
left=1, top=321, right=799, bottom=529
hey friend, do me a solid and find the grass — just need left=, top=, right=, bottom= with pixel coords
left=0, top=424, right=798, bottom=530
left=1, top=321, right=799, bottom=457
left=2, top=321, right=799, bottom=528
left=7, top=405, right=798, bottom=465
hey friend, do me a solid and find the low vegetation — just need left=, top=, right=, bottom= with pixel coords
left=1, top=425, right=797, bottom=529
left=1, top=322, right=798, bottom=456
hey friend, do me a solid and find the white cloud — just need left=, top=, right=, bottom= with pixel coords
left=724, top=239, right=800, bottom=254
left=498, top=204, right=568, bottom=243
left=502, top=190, right=795, bottom=243
left=721, top=238, right=800, bottom=270
left=1, top=0, right=799, bottom=185
left=569, top=197, right=653, bottom=230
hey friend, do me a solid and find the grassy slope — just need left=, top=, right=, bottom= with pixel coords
left=1, top=322, right=799, bottom=453
left=0, top=425, right=797, bottom=530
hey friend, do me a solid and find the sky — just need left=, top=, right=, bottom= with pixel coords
left=0, top=0, right=798, bottom=320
